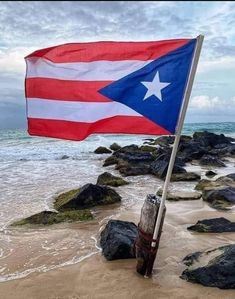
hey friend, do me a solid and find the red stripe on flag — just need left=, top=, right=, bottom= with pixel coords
left=26, top=78, right=112, bottom=102
left=28, top=116, right=170, bottom=141
left=26, top=40, right=190, bottom=62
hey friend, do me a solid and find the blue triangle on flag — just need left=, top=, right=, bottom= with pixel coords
left=99, top=39, right=196, bottom=134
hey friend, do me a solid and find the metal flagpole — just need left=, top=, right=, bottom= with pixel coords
left=151, top=35, right=204, bottom=251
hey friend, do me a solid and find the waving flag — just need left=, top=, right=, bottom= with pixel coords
left=25, top=39, right=196, bottom=141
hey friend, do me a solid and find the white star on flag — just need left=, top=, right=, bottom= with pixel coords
left=141, top=71, right=170, bottom=101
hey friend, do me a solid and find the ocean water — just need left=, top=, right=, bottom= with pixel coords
left=0, top=122, right=234, bottom=282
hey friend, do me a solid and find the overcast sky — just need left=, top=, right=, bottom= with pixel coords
left=0, top=1, right=235, bottom=129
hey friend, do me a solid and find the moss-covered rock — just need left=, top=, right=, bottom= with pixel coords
left=171, top=172, right=201, bottom=181
left=195, top=179, right=217, bottom=191
left=140, top=145, right=157, bottom=152
left=11, top=210, right=93, bottom=226
left=195, top=174, right=235, bottom=192
left=157, top=188, right=201, bottom=201
left=94, top=146, right=112, bottom=154
left=216, top=173, right=235, bottom=186
left=109, top=143, right=121, bottom=151
left=54, top=183, right=121, bottom=211
left=97, top=172, right=129, bottom=187
left=103, top=155, right=118, bottom=167
left=153, top=136, right=175, bottom=146
left=202, top=186, right=235, bottom=210
left=187, top=217, right=235, bottom=233
left=54, top=188, right=80, bottom=211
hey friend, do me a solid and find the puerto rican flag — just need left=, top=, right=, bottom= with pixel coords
left=25, top=39, right=196, bottom=141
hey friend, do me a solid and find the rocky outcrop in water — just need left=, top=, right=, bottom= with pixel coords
left=199, top=154, right=226, bottom=167
left=187, top=217, right=235, bottom=233
left=150, top=153, right=186, bottom=179
left=205, top=170, right=217, bottom=177
left=55, top=183, right=121, bottom=211
left=101, top=131, right=233, bottom=180
left=109, top=143, right=121, bottom=151
left=109, top=145, right=155, bottom=177
left=96, top=172, right=129, bottom=187
left=195, top=173, right=235, bottom=209
left=12, top=210, right=93, bottom=226
left=100, top=220, right=137, bottom=260
left=181, top=244, right=235, bottom=289
left=94, top=146, right=112, bottom=154
left=193, top=131, right=232, bottom=148
left=171, top=172, right=201, bottom=181
left=12, top=184, right=122, bottom=226
left=157, top=189, right=201, bottom=201
left=103, top=143, right=201, bottom=181
left=202, top=186, right=235, bottom=210
left=144, top=135, right=175, bottom=146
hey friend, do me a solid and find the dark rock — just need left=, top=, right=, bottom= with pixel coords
left=153, top=148, right=186, bottom=166
left=118, top=164, right=150, bottom=176
left=209, top=144, right=235, bottom=157
left=153, top=136, right=175, bottom=146
left=209, top=147, right=231, bottom=156
left=214, top=143, right=230, bottom=149
left=140, top=145, right=157, bottom=152
left=171, top=172, right=201, bottom=181
left=150, top=153, right=186, bottom=179
left=114, top=151, right=154, bottom=163
left=193, top=131, right=232, bottom=148
left=219, top=173, right=235, bottom=182
left=187, top=217, right=235, bottom=233
left=100, top=220, right=137, bottom=260
left=179, top=135, right=192, bottom=143
left=195, top=179, right=221, bottom=190
left=199, top=154, right=226, bottom=167
left=195, top=174, right=235, bottom=191
left=94, top=146, right=112, bottom=154
left=205, top=170, right=217, bottom=177
left=11, top=210, right=93, bottom=226
left=182, top=251, right=202, bottom=266
left=110, top=149, right=155, bottom=177
left=103, top=155, right=119, bottom=167
left=228, top=144, right=235, bottom=155
left=227, top=173, right=235, bottom=180
left=110, top=143, right=121, bottom=151
left=178, top=140, right=207, bottom=161
left=202, top=186, right=235, bottom=210
left=116, top=144, right=139, bottom=153
left=54, top=184, right=121, bottom=211
left=60, top=155, right=70, bottom=160
left=97, top=172, right=129, bottom=187
left=181, top=244, right=235, bottom=289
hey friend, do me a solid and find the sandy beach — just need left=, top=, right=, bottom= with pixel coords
left=1, top=178, right=235, bottom=299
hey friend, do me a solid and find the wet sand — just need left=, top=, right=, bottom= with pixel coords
left=0, top=197, right=235, bottom=299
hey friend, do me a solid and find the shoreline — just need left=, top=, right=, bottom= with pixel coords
left=1, top=226, right=235, bottom=298
left=1, top=196, right=235, bottom=298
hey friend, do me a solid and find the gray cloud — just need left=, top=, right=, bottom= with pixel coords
left=0, top=1, right=235, bottom=128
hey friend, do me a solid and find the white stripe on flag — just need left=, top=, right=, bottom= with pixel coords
left=26, top=58, right=152, bottom=81
left=27, top=98, right=141, bottom=122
